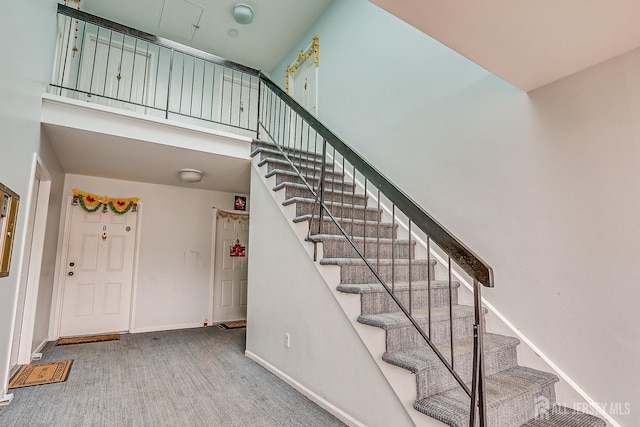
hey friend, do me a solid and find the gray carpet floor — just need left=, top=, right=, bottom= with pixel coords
left=0, top=327, right=345, bottom=427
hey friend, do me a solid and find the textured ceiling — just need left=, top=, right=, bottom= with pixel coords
left=82, top=0, right=334, bottom=72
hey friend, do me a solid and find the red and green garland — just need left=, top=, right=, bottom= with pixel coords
left=72, top=189, right=139, bottom=215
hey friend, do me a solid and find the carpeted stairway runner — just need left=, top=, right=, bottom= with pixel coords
left=252, top=140, right=607, bottom=427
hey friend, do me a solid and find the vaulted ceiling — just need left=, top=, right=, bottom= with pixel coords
left=82, top=0, right=334, bottom=72
left=370, top=0, right=640, bottom=91
left=82, top=0, right=640, bottom=91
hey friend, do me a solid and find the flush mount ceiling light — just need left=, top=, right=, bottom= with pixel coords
left=179, top=168, right=203, bottom=183
left=232, top=4, right=254, bottom=25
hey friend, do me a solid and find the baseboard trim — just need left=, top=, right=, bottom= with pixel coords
left=245, top=350, right=365, bottom=427
left=131, top=323, right=205, bottom=334
left=33, top=338, right=48, bottom=355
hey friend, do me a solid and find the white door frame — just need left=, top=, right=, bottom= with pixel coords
left=50, top=197, right=143, bottom=339
left=12, top=154, right=52, bottom=365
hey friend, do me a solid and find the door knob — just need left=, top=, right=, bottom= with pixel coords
left=68, top=271, right=74, bottom=276
left=69, top=262, right=75, bottom=267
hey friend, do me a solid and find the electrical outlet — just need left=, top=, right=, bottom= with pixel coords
left=284, top=332, right=290, bottom=348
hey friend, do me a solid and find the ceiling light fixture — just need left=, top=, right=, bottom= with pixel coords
left=232, top=4, right=254, bottom=25
left=179, top=168, right=203, bottom=183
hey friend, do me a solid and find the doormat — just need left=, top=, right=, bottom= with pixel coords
left=8, top=360, right=73, bottom=389
left=57, top=334, right=120, bottom=346
left=218, top=321, right=246, bottom=330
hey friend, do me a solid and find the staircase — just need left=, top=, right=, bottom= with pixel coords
left=251, top=140, right=606, bottom=427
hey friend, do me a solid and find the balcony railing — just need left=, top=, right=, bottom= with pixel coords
left=52, top=4, right=260, bottom=136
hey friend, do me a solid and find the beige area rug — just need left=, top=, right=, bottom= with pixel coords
left=57, top=334, right=120, bottom=346
left=218, top=321, right=246, bottom=330
left=8, top=360, right=73, bottom=389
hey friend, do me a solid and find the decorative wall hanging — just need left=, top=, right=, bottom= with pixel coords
left=72, top=189, right=139, bottom=215
left=229, top=239, right=246, bottom=257
left=234, top=196, right=247, bottom=211
left=285, top=34, right=319, bottom=94
left=216, top=209, right=249, bottom=221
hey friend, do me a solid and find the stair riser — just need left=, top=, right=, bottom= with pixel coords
left=271, top=172, right=356, bottom=193
left=415, top=383, right=556, bottom=427
left=282, top=186, right=368, bottom=207
left=251, top=142, right=325, bottom=162
left=265, top=161, right=344, bottom=181
left=321, top=239, right=414, bottom=259
left=309, top=219, right=397, bottom=239
left=385, top=316, right=477, bottom=351
left=292, top=200, right=382, bottom=222
left=257, top=151, right=336, bottom=172
left=338, top=263, right=435, bottom=285
left=484, top=384, right=556, bottom=427
left=416, top=346, right=519, bottom=400
left=360, top=287, right=456, bottom=315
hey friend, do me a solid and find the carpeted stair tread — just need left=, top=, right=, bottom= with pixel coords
left=265, top=169, right=355, bottom=192
left=274, top=182, right=368, bottom=206
left=309, top=234, right=414, bottom=245
left=283, top=196, right=381, bottom=215
left=382, top=333, right=520, bottom=373
left=251, top=141, right=325, bottom=161
left=413, top=366, right=559, bottom=427
left=337, top=280, right=458, bottom=294
left=294, top=214, right=396, bottom=228
left=251, top=147, right=328, bottom=165
left=320, top=257, right=436, bottom=267
left=358, top=305, right=478, bottom=330
left=295, top=214, right=398, bottom=239
left=310, top=235, right=416, bottom=259
left=521, top=405, right=607, bottom=427
left=258, top=158, right=344, bottom=179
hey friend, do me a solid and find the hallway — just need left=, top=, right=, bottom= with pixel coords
left=0, top=327, right=344, bottom=426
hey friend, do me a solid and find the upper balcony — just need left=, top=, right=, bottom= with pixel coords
left=43, top=4, right=271, bottom=193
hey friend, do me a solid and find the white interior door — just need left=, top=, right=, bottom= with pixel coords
left=219, top=74, right=259, bottom=130
left=288, top=58, right=317, bottom=147
left=213, top=213, right=249, bottom=323
left=291, top=58, right=317, bottom=116
left=78, top=33, right=151, bottom=112
left=59, top=206, right=138, bottom=337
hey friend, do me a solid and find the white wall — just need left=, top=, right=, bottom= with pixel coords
left=272, top=0, right=638, bottom=425
left=246, top=165, right=419, bottom=427
left=0, top=0, right=60, bottom=395
left=59, top=174, right=244, bottom=332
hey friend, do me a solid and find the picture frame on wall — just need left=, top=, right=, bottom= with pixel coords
left=234, top=196, right=246, bottom=211
left=0, top=183, right=20, bottom=278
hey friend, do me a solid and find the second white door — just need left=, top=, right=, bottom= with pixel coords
left=213, top=212, right=249, bottom=323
